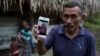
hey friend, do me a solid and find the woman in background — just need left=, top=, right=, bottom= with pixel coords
left=17, top=19, right=35, bottom=56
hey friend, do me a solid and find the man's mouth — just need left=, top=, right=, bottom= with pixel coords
left=66, top=25, right=73, bottom=28
left=65, top=24, right=74, bottom=28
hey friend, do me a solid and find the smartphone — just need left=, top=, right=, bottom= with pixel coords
left=37, top=16, right=50, bottom=38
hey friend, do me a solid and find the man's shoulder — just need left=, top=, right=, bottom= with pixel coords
left=50, top=24, right=63, bottom=31
left=83, top=28, right=95, bottom=39
left=83, top=28, right=96, bottom=44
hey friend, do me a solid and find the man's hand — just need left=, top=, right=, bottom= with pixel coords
left=33, top=24, right=48, bottom=55
left=33, top=25, right=45, bottom=41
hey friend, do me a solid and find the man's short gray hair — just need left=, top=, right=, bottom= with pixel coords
left=63, top=1, right=84, bottom=15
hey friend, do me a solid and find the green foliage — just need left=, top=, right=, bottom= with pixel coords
left=83, top=14, right=100, bottom=30
left=83, top=21, right=100, bottom=30
left=95, top=15, right=100, bottom=24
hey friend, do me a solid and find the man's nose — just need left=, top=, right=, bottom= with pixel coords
left=67, top=17, right=71, bottom=23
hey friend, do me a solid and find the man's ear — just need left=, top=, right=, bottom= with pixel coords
left=80, top=14, right=86, bottom=25
left=82, top=15, right=85, bottom=20
left=82, top=13, right=87, bottom=20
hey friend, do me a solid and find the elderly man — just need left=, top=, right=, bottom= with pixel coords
left=34, top=1, right=96, bottom=56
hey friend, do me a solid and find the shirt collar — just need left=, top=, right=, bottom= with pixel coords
left=58, top=24, right=65, bottom=34
left=78, top=26, right=85, bottom=35
left=58, top=24, right=85, bottom=35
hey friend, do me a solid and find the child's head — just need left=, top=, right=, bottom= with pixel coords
left=11, top=37, right=17, bottom=43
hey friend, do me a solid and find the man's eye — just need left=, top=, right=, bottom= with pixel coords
left=64, top=14, right=69, bottom=18
left=71, top=14, right=77, bottom=18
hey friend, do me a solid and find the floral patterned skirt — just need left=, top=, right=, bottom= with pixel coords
left=18, top=40, right=32, bottom=56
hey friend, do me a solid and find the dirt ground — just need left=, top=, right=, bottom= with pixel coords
left=0, top=49, right=100, bottom=56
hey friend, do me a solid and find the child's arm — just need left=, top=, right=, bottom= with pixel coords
left=17, top=32, right=23, bottom=42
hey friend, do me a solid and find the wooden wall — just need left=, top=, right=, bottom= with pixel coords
left=0, top=17, right=20, bottom=50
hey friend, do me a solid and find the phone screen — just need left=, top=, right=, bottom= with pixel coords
left=38, top=19, right=49, bottom=36
left=37, top=16, right=49, bottom=38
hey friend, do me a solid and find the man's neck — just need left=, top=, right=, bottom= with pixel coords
left=65, top=27, right=79, bottom=40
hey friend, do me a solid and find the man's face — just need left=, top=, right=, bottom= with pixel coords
left=62, top=6, right=84, bottom=31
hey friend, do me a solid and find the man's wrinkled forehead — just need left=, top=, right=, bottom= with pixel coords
left=63, top=6, right=82, bottom=15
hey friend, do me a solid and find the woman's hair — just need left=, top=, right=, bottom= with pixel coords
left=18, top=19, right=32, bottom=33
